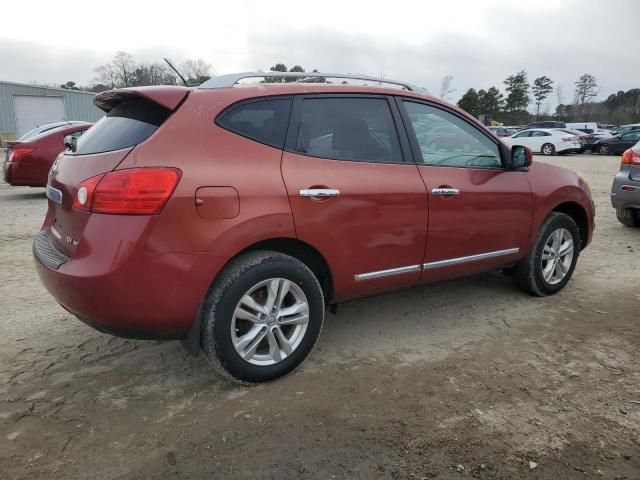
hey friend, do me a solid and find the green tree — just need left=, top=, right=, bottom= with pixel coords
left=457, top=88, right=480, bottom=117
left=574, top=74, right=598, bottom=113
left=532, top=76, right=554, bottom=119
left=503, top=70, right=530, bottom=124
left=478, top=86, right=504, bottom=120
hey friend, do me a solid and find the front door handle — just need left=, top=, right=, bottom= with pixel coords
left=300, top=189, right=341, bottom=198
left=432, top=187, right=460, bottom=196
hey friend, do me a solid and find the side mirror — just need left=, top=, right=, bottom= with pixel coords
left=64, top=135, right=77, bottom=152
left=510, top=145, right=532, bottom=169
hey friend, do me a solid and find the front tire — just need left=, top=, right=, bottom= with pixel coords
left=598, top=144, right=609, bottom=155
left=201, top=251, right=324, bottom=383
left=513, top=212, right=580, bottom=296
left=616, top=208, right=640, bottom=227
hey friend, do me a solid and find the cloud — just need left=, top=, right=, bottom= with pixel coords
left=0, top=0, right=638, bottom=108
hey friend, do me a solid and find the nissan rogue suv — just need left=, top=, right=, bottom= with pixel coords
left=34, top=72, right=595, bottom=383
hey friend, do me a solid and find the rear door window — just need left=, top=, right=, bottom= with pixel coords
left=73, top=99, right=170, bottom=155
left=216, top=98, right=292, bottom=149
left=293, top=97, right=403, bottom=163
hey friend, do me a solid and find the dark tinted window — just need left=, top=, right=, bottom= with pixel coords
left=295, top=97, right=402, bottom=163
left=403, top=101, right=501, bottom=168
left=73, top=100, right=170, bottom=155
left=217, top=98, right=292, bottom=149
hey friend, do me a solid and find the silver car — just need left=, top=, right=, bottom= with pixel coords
left=611, top=140, right=640, bottom=227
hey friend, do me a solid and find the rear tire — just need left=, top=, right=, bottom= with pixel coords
left=616, top=208, right=640, bottom=227
left=513, top=212, right=580, bottom=296
left=541, top=143, right=555, bottom=156
left=201, top=251, right=324, bottom=383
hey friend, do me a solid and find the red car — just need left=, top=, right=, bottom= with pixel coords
left=4, top=122, right=93, bottom=187
left=34, top=73, right=595, bottom=383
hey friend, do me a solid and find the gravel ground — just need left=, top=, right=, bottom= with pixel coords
left=1, top=153, right=639, bottom=480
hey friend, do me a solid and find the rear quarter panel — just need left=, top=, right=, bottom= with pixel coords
left=117, top=89, right=297, bottom=257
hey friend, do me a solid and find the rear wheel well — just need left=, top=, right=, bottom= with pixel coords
left=232, top=238, right=333, bottom=302
left=552, top=202, right=588, bottom=249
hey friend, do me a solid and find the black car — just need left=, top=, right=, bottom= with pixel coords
left=592, top=130, right=640, bottom=155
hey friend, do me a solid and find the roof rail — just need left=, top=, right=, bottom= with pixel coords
left=198, top=71, right=429, bottom=94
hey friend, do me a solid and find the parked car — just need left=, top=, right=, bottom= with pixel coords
left=566, top=122, right=598, bottom=134
left=612, top=123, right=640, bottom=136
left=553, top=128, right=596, bottom=152
left=503, top=128, right=581, bottom=155
left=525, top=121, right=566, bottom=129
left=592, top=130, right=640, bottom=155
left=17, top=121, right=89, bottom=142
left=4, top=122, right=93, bottom=187
left=611, top=140, right=640, bottom=227
left=489, top=126, right=513, bottom=137
left=34, top=73, right=595, bottom=383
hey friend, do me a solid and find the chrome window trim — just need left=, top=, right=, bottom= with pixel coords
left=423, top=248, right=520, bottom=270
left=354, top=264, right=421, bottom=282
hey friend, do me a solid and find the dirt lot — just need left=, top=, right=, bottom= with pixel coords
left=0, top=153, right=639, bottom=480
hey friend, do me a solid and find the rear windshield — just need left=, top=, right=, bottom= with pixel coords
left=73, top=99, right=170, bottom=155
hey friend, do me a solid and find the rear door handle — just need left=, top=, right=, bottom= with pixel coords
left=432, top=187, right=460, bottom=196
left=300, top=189, right=341, bottom=198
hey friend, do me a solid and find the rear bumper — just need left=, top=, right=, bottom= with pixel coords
left=33, top=218, right=228, bottom=339
left=611, top=168, right=640, bottom=210
left=3, top=160, right=44, bottom=187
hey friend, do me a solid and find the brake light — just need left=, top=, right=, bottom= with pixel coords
left=621, top=149, right=640, bottom=165
left=562, top=137, right=574, bottom=142
left=73, top=168, right=181, bottom=215
left=8, top=147, right=35, bottom=162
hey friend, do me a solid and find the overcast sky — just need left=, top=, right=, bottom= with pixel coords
left=1, top=0, right=638, bottom=109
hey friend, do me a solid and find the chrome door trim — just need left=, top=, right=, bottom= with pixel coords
left=423, top=247, right=520, bottom=270
left=432, top=188, right=460, bottom=196
left=354, top=264, right=421, bottom=282
left=299, top=189, right=341, bottom=197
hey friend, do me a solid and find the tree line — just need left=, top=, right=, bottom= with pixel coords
left=456, top=71, right=639, bottom=125
left=52, top=54, right=639, bottom=125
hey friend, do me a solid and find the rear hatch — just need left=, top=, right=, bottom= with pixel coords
left=45, top=87, right=189, bottom=257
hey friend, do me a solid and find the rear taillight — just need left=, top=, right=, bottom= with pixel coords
left=562, top=137, right=574, bottom=142
left=72, top=175, right=102, bottom=212
left=621, top=149, right=640, bottom=166
left=73, top=168, right=181, bottom=215
left=8, top=147, right=35, bottom=162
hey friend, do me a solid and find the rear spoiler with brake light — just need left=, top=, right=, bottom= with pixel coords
left=94, top=86, right=190, bottom=113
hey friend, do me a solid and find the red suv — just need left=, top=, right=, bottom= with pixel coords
left=34, top=73, right=595, bottom=383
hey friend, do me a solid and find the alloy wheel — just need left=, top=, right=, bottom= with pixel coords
left=542, top=144, right=553, bottom=155
left=541, top=228, right=574, bottom=285
left=231, top=278, right=309, bottom=366
left=599, top=145, right=609, bottom=154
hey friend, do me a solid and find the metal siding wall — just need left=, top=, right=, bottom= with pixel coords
left=0, top=82, right=104, bottom=135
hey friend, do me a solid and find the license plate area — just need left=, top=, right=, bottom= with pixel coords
left=46, top=185, right=63, bottom=204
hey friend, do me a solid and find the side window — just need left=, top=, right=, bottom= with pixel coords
left=623, top=132, right=640, bottom=141
left=402, top=101, right=502, bottom=168
left=217, top=98, right=292, bottom=149
left=294, top=97, right=402, bottom=163
left=531, top=131, right=549, bottom=137
left=514, top=131, right=531, bottom=138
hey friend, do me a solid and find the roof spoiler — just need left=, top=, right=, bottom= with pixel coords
left=94, top=86, right=190, bottom=113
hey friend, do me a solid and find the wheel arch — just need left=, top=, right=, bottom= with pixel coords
left=551, top=201, right=589, bottom=250
left=221, top=237, right=334, bottom=302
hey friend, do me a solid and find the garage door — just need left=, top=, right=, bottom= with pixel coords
left=14, top=95, right=66, bottom=138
